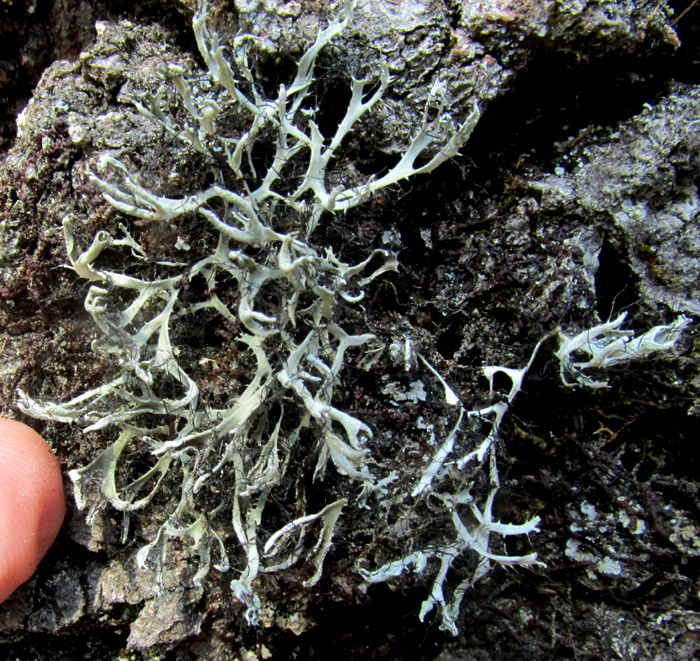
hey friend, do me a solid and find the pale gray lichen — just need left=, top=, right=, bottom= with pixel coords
left=362, top=345, right=546, bottom=636
left=556, top=312, right=691, bottom=389
left=16, top=0, right=691, bottom=635
left=359, top=315, right=689, bottom=635
left=16, top=0, right=480, bottom=627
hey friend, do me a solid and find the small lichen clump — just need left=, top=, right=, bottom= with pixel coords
left=18, top=0, right=690, bottom=634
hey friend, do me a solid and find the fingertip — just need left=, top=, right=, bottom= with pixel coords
left=0, top=417, right=65, bottom=604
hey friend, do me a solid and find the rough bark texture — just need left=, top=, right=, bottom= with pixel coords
left=1, top=0, right=699, bottom=659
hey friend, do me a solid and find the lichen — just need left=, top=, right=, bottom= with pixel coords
left=17, top=0, right=480, bottom=627
left=16, top=0, right=691, bottom=636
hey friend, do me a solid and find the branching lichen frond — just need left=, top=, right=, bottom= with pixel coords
left=19, top=0, right=430, bottom=624
left=364, top=346, right=546, bottom=634
left=27, top=0, right=688, bottom=637
left=556, top=313, right=690, bottom=388
left=361, top=314, right=688, bottom=634
left=18, top=0, right=690, bottom=632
